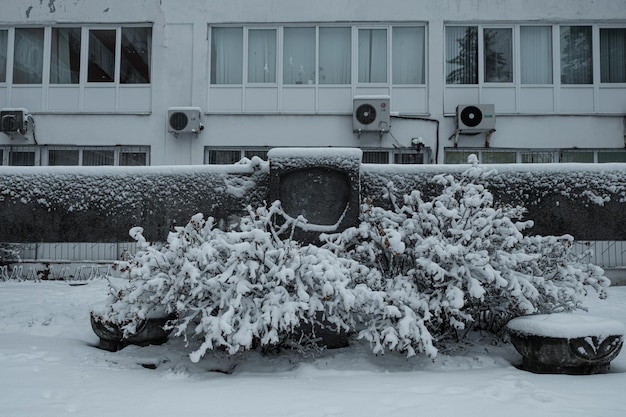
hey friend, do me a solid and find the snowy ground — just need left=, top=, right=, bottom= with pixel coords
left=1, top=280, right=625, bottom=417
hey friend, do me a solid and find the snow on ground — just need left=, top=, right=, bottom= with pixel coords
left=1, top=280, right=625, bottom=417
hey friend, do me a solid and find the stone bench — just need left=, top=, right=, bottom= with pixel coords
left=507, top=313, right=625, bottom=374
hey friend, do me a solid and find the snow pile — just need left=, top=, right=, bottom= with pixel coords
left=97, top=162, right=609, bottom=362
left=507, top=313, right=626, bottom=339
left=268, top=147, right=362, bottom=172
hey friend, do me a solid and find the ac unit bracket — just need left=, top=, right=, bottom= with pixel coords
left=449, top=128, right=496, bottom=147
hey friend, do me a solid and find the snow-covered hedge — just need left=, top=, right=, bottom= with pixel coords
left=361, top=163, right=626, bottom=240
left=0, top=158, right=269, bottom=242
left=97, top=163, right=608, bottom=361
left=1, top=158, right=625, bottom=242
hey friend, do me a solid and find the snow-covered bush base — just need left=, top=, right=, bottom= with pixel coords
left=100, top=162, right=609, bottom=361
left=101, top=202, right=375, bottom=362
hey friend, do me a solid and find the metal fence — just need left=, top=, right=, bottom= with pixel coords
left=572, top=241, right=626, bottom=269
left=2, top=240, right=624, bottom=281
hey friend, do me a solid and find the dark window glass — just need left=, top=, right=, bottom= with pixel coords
left=121, top=27, right=151, bottom=84
left=83, top=150, right=114, bottom=166
left=600, top=28, right=626, bottom=83
left=51, top=28, right=81, bottom=84
left=120, top=152, right=147, bottom=166
left=362, top=151, right=390, bottom=164
left=0, top=30, right=7, bottom=83
left=9, top=151, right=35, bottom=166
left=484, top=28, right=513, bottom=82
left=88, top=29, right=116, bottom=82
left=208, top=150, right=242, bottom=164
left=560, top=26, right=593, bottom=84
left=446, top=26, right=478, bottom=84
left=49, top=150, right=79, bottom=166
left=13, top=28, right=44, bottom=84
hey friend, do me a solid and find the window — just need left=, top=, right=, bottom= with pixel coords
left=206, top=149, right=248, bottom=164
left=120, top=150, right=148, bottom=166
left=484, top=28, right=513, bottom=82
left=13, top=28, right=44, bottom=84
left=210, top=24, right=425, bottom=88
left=319, top=27, right=351, bottom=84
left=1, top=147, right=40, bottom=166
left=50, top=27, right=81, bottom=84
left=445, top=149, right=475, bottom=164
left=86, top=27, right=152, bottom=84
left=394, top=151, right=425, bottom=164
left=598, top=150, right=626, bottom=163
left=243, top=149, right=269, bottom=160
left=600, top=28, right=626, bottom=83
left=10, top=150, right=36, bottom=166
left=248, top=29, right=276, bottom=83
left=560, top=26, right=593, bottom=84
left=358, top=28, right=387, bottom=83
left=481, top=151, right=516, bottom=164
left=0, top=146, right=148, bottom=166
left=361, top=148, right=432, bottom=164
left=446, top=26, right=513, bottom=84
left=392, top=26, right=425, bottom=84
left=560, top=150, right=594, bottom=163
left=445, top=149, right=516, bottom=164
left=121, top=27, right=151, bottom=84
left=210, top=27, right=243, bottom=84
left=0, top=30, right=7, bottom=82
left=88, top=29, right=116, bottom=82
left=446, top=148, right=626, bottom=164
left=48, top=149, right=80, bottom=165
left=83, top=149, right=114, bottom=166
left=446, top=26, right=478, bottom=84
left=204, top=147, right=270, bottom=164
left=520, top=26, right=552, bottom=84
left=283, top=27, right=315, bottom=84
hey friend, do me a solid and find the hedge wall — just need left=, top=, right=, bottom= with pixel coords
left=1, top=159, right=625, bottom=243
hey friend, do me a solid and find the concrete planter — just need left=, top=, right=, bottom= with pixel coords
left=90, top=312, right=176, bottom=352
left=507, top=313, right=625, bottom=374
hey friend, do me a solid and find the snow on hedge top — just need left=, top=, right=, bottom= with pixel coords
left=268, top=147, right=362, bottom=170
left=507, top=313, right=626, bottom=338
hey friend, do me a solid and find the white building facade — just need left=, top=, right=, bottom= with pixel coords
left=1, top=0, right=625, bottom=166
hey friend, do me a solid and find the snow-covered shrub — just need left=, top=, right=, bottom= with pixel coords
left=99, top=201, right=373, bottom=362
left=0, top=243, right=21, bottom=266
left=322, top=160, right=609, bottom=357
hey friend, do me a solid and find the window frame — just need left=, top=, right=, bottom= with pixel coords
left=208, top=23, right=427, bottom=114
left=0, top=145, right=150, bottom=166
left=444, top=22, right=626, bottom=115
left=0, top=24, right=153, bottom=113
left=444, top=147, right=626, bottom=164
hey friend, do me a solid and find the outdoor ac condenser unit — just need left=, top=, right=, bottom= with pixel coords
left=353, top=96, right=390, bottom=134
left=0, top=108, right=29, bottom=135
left=167, top=107, right=204, bottom=135
left=456, top=104, right=496, bottom=132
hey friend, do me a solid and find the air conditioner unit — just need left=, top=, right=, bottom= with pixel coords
left=456, top=104, right=496, bottom=132
left=353, top=96, right=390, bottom=134
left=0, top=108, right=29, bottom=135
left=167, top=107, right=204, bottom=135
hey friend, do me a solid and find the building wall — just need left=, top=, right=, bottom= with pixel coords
left=1, top=0, right=625, bottom=165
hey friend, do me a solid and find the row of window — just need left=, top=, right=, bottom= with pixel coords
left=446, top=25, right=626, bottom=85
left=208, top=23, right=626, bottom=87
left=210, top=25, right=426, bottom=86
left=205, top=147, right=433, bottom=165
left=0, top=26, right=151, bottom=85
left=0, top=146, right=149, bottom=166
left=3, top=145, right=624, bottom=166
left=445, top=148, right=626, bottom=164
left=1, top=23, right=623, bottom=89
